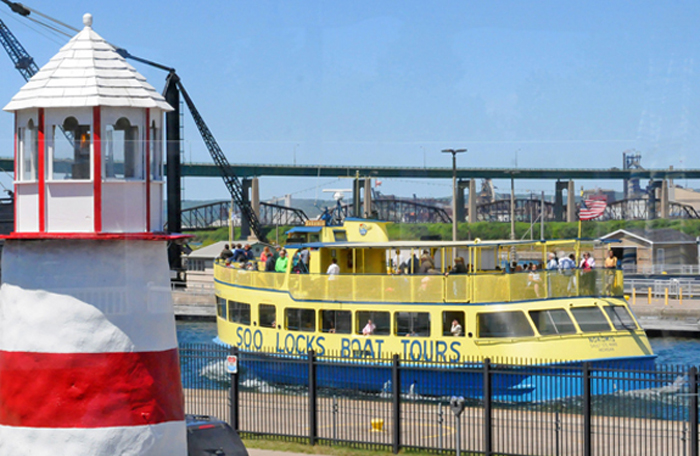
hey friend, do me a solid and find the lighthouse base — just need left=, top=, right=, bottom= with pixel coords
left=0, top=239, right=186, bottom=455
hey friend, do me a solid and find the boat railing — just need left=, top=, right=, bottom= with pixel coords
left=216, top=260, right=624, bottom=303
left=214, top=263, right=287, bottom=290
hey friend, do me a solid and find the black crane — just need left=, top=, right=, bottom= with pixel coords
left=0, top=1, right=38, bottom=81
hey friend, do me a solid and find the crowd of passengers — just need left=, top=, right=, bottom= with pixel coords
left=218, top=244, right=619, bottom=280
left=218, top=244, right=310, bottom=273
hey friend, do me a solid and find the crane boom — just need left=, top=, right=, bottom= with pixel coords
left=170, top=73, right=268, bottom=242
left=0, top=17, right=38, bottom=81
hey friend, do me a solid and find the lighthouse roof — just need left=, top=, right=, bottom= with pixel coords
left=4, top=13, right=172, bottom=112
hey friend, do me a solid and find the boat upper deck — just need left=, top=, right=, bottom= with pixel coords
left=214, top=220, right=623, bottom=304
left=214, top=264, right=623, bottom=304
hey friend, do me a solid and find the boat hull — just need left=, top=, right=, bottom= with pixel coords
left=239, top=351, right=657, bottom=403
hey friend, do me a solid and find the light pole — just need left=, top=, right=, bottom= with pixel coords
left=442, top=148, right=467, bottom=241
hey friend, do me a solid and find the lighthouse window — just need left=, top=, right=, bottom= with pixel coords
left=321, top=310, right=351, bottom=334
left=227, top=301, right=251, bottom=325
left=150, top=121, right=163, bottom=180
left=286, top=308, right=315, bottom=332
left=395, top=312, right=430, bottom=337
left=52, top=116, right=90, bottom=180
left=478, top=311, right=534, bottom=338
left=529, top=309, right=577, bottom=336
left=18, top=120, right=38, bottom=181
left=570, top=307, right=612, bottom=332
left=216, top=296, right=227, bottom=319
left=105, top=117, right=142, bottom=179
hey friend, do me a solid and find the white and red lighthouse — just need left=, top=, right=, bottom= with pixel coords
left=0, top=13, right=186, bottom=455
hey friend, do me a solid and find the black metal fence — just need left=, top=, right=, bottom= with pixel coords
left=180, top=344, right=700, bottom=456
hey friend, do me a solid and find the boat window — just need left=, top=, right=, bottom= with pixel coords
left=228, top=301, right=251, bottom=325
left=333, top=230, right=347, bottom=242
left=442, top=311, right=465, bottom=337
left=604, top=306, right=637, bottom=330
left=321, top=310, right=351, bottom=334
left=570, top=307, right=612, bottom=332
left=529, top=309, right=577, bottom=336
left=395, top=312, right=430, bottom=337
left=216, top=296, right=227, bottom=320
left=478, top=311, right=534, bottom=338
left=356, top=311, right=390, bottom=336
left=259, top=304, right=276, bottom=328
left=286, top=308, right=315, bottom=332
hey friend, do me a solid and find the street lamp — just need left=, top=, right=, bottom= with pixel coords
left=442, top=148, right=467, bottom=241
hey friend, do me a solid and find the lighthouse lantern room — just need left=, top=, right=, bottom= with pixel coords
left=5, top=12, right=171, bottom=235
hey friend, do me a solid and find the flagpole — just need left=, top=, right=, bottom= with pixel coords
left=577, top=187, right=583, bottom=239
left=576, top=187, right=583, bottom=270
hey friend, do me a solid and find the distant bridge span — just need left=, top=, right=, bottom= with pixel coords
left=1, top=158, right=698, bottom=180
left=173, top=163, right=700, bottom=180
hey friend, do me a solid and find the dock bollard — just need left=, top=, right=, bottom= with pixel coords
left=450, top=396, right=466, bottom=456
left=370, top=418, right=384, bottom=432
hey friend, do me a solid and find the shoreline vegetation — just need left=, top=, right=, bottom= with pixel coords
left=189, top=219, right=700, bottom=248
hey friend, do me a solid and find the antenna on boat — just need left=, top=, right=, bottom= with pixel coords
left=320, top=189, right=352, bottom=225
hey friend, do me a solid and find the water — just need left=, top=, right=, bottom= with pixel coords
left=176, top=320, right=700, bottom=365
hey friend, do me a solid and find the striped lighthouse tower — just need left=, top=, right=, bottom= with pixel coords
left=0, top=13, right=186, bottom=455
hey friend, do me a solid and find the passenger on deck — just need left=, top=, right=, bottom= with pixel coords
left=260, top=246, right=272, bottom=263
left=275, top=250, right=289, bottom=272
left=264, top=253, right=276, bottom=272
left=243, top=244, right=255, bottom=262
left=300, top=247, right=310, bottom=271
left=327, top=258, right=340, bottom=277
left=219, top=244, right=233, bottom=261
left=546, top=252, right=559, bottom=270
left=445, top=257, right=468, bottom=276
left=362, top=319, right=376, bottom=336
left=232, top=244, right=245, bottom=262
left=419, top=252, right=439, bottom=274
left=604, top=250, right=618, bottom=295
left=527, top=263, right=542, bottom=298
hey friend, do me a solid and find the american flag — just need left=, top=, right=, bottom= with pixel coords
left=579, top=198, right=607, bottom=220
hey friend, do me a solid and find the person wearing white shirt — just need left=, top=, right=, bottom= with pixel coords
left=327, top=258, right=340, bottom=278
left=450, top=319, right=463, bottom=337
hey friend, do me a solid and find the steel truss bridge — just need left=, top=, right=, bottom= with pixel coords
left=181, top=201, right=308, bottom=231
left=601, top=199, right=700, bottom=221
left=343, top=196, right=452, bottom=223
left=180, top=195, right=700, bottom=231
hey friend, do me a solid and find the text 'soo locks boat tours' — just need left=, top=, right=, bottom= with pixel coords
left=213, top=219, right=654, bottom=402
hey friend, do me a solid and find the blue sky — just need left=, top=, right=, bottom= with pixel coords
left=1, top=0, right=699, bottom=202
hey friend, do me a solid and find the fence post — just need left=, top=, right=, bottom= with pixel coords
left=308, top=349, right=317, bottom=446
left=229, top=346, right=239, bottom=431
left=483, top=358, right=492, bottom=456
left=583, top=362, right=591, bottom=456
left=392, top=354, right=401, bottom=454
left=690, top=367, right=698, bottom=456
